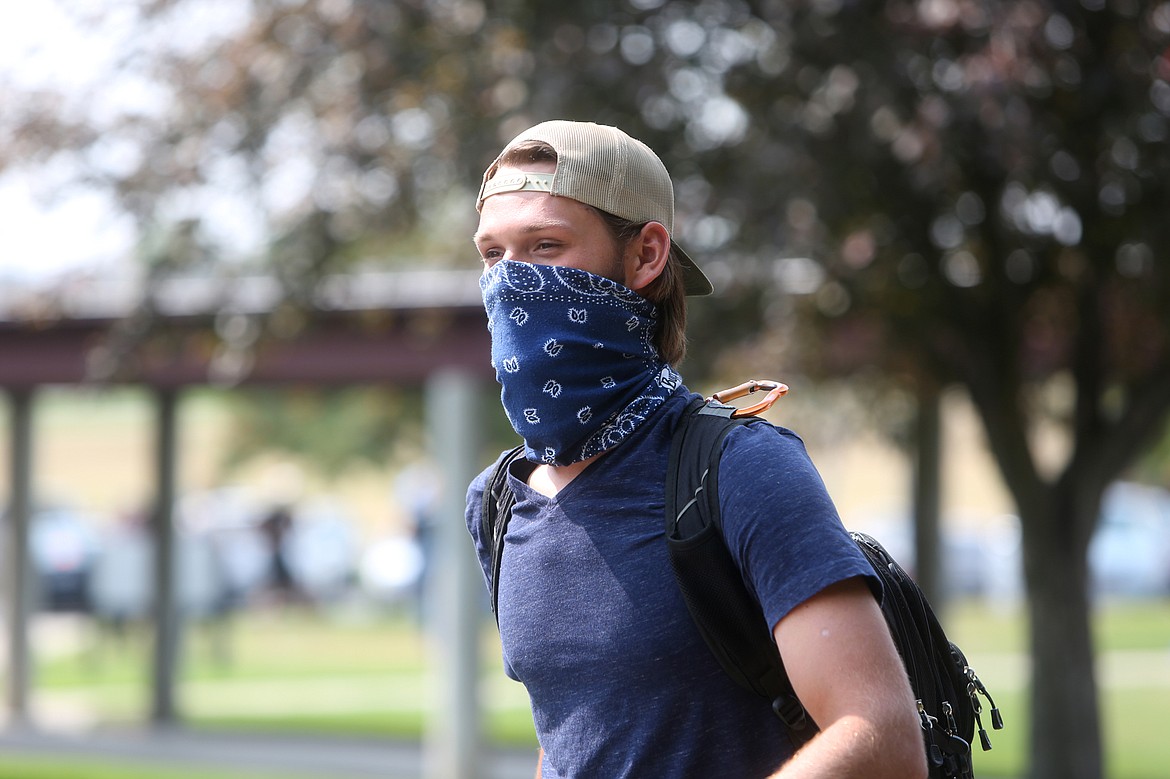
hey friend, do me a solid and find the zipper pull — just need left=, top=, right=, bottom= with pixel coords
left=965, top=665, right=1005, bottom=731
left=918, top=700, right=945, bottom=768
left=941, top=700, right=971, bottom=751
left=942, top=700, right=959, bottom=734
left=967, top=682, right=993, bottom=751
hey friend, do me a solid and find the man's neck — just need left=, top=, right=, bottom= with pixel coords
left=526, top=453, right=602, bottom=498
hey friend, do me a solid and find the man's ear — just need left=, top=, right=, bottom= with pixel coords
left=624, top=222, right=671, bottom=293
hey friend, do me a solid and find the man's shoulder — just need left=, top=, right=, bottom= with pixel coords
left=466, top=448, right=518, bottom=518
left=715, top=416, right=833, bottom=514
left=720, top=416, right=809, bottom=460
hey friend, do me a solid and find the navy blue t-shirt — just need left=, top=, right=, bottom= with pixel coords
left=465, top=389, right=877, bottom=778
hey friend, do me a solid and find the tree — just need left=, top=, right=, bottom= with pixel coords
left=700, top=3, right=1169, bottom=778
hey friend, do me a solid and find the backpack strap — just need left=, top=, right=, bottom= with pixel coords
left=665, top=396, right=816, bottom=740
left=481, top=445, right=535, bottom=623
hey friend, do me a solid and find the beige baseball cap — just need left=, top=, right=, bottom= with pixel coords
left=477, top=120, right=714, bottom=296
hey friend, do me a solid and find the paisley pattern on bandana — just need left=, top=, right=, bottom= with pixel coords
left=481, top=260, right=683, bottom=466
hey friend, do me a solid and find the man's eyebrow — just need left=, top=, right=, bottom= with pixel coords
left=473, top=220, right=574, bottom=246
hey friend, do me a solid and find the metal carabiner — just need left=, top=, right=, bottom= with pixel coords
left=706, top=379, right=789, bottom=418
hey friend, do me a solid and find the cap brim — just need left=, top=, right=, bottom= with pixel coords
left=674, top=243, right=713, bottom=296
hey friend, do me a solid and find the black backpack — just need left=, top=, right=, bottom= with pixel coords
left=481, top=388, right=1003, bottom=778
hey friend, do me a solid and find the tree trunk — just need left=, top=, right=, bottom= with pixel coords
left=1020, top=489, right=1103, bottom=779
left=912, top=381, right=943, bottom=610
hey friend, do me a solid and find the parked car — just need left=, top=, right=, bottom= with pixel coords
left=849, top=480, right=1170, bottom=602
left=28, top=505, right=102, bottom=612
left=282, top=497, right=360, bottom=602
left=846, top=510, right=1023, bottom=602
left=175, top=487, right=270, bottom=609
left=1089, top=481, right=1170, bottom=597
left=175, top=488, right=360, bottom=606
left=359, top=534, right=424, bottom=606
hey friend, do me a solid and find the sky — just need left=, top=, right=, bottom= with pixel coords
left=0, top=2, right=136, bottom=283
left=0, top=0, right=249, bottom=285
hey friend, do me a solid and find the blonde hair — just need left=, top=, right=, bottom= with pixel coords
left=594, top=210, right=688, bottom=366
left=487, top=141, right=689, bottom=366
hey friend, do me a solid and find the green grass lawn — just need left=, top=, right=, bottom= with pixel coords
left=0, top=758, right=297, bottom=779
left=35, top=606, right=538, bottom=744
left=939, top=599, right=1170, bottom=779
left=27, top=599, right=1170, bottom=779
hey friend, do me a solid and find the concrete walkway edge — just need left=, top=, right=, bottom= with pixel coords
left=0, top=726, right=535, bottom=779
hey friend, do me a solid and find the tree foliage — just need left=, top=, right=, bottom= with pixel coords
left=217, top=387, right=420, bottom=480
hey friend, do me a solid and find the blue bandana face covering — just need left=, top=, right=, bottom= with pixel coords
left=480, top=260, right=683, bottom=466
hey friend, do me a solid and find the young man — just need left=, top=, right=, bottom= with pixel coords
left=465, top=120, right=926, bottom=779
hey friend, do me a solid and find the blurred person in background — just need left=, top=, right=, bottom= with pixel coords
left=464, top=120, right=925, bottom=779
left=395, top=460, right=440, bottom=621
left=259, top=503, right=298, bottom=604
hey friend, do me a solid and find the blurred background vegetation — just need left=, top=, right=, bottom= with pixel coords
left=2, top=2, right=1170, bottom=778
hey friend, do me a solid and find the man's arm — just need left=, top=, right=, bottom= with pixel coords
left=768, top=576, right=927, bottom=779
left=533, top=747, right=543, bottom=778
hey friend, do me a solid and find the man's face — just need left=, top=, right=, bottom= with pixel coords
left=473, top=162, right=627, bottom=284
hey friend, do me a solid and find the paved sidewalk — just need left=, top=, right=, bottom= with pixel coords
left=0, top=725, right=535, bottom=779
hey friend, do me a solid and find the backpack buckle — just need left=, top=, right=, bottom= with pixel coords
left=706, top=380, right=788, bottom=418
left=771, top=694, right=809, bottom=731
